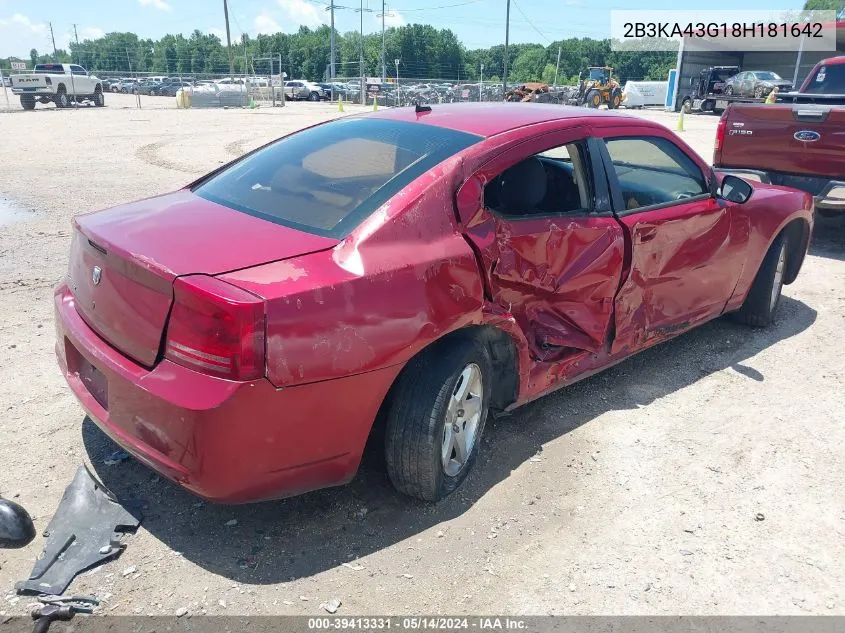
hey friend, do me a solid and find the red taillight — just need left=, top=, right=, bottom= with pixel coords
left=164, top=275, right=265, bottom=381
left=713, top=110, right=727, bottom=162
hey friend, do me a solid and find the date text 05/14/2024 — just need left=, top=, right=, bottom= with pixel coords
left=307, top=617, right=528, bottom=630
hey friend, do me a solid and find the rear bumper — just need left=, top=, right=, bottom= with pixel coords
left=12, top=88, right=53, bottom=95
left=54, top=283, right=400, bottom=503
left=714, top=168, right=845, bottom=213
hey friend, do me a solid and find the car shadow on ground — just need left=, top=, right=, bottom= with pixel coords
left=810, top=216, right=845, bottom=262
left=82, top=295, right=816, bottom=585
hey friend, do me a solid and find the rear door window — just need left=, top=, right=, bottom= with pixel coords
left=193, top=118, right=481, bottom=238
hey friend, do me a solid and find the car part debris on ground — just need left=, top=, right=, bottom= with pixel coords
left=15, top=465, right=142, bottom=596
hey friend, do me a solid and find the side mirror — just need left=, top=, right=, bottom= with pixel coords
left=719, top=174, right=754, bottom=204
left=0, top=498, right=36, bottom=548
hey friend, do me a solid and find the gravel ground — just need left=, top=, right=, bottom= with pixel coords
left=0, top=94, right=843, bottom=617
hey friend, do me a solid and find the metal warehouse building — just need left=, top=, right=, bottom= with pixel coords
left=669, top=21, right=845, bottom=110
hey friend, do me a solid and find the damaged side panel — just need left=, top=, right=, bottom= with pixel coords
left=611, top=198, right=742, bottom=355
left=220, top=157, right=485, bottom=387
left=462, top=210, right=625, bottom=400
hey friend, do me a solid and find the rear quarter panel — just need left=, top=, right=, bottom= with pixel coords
left=219, top=155, right=485, bottom=387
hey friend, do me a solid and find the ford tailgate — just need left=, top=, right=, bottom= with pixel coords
left=715, top=103, right=845, bottom=180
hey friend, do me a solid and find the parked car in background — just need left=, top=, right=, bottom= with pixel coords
left=157, top=79, right=194, bottom=97
left=55, top=103, right=812, bottom=504
left=317, top=83, right=335, bottom=99
left=132, top=79, right=161, bottom=95
left=715, top=56, right=845, bottom=217
left=118, top=78, right=138, bottom=93
left=100, top=78, right=119, bottom=92
left=10, top=63, right=104, bottom=109
left=724, top=71, right=792, bottom=98
left=284, top=80, right=324, bottom=101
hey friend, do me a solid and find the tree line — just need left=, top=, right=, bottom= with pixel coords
left=2, top=26, right=677, bottom=85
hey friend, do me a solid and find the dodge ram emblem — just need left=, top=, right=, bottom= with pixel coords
left=794, top=130, right=821, bottom=142
left=92, top=266, right=102, bottom=286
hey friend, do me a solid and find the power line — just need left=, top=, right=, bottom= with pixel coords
left=393, top=0, right=484, bottom=12
left=509, top=0, right=551, bottom=44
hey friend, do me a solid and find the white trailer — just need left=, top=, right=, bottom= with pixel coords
left=621, top=80, right=668, bottom=108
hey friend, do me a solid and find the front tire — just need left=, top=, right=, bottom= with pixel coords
left=385, top=337, right=491, bottom=501
left=94, top=88, right=105, bottom=107
left=732, top=233, right=789, bottom=327
left=724, top=85, right=734, bottom=96
left=586, top=89, right=601, bottom=108
left=609, top=88, right=622, bottom=109
left=308, top=91, right=319, bottom=101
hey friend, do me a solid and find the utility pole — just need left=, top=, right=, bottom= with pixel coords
left=381, top=0, right=386, bottom=83
left=479, top=63, right=484, bottom=101
left=553, top=45, right=561, bottom=86
left=359, top=0, right=365, bottom=104
left=330, top=0, right=336, bottom=79
left=126, top=48, right=132, bottom=72
left=72, top=24, right=80, bottom=63
left=502, top=0, right=510, bottom=99
left=223, top=0, right=236, bottom=80
left=48, top=22, right=58, bottom=57
left=395, top=58, right=400, bottom=106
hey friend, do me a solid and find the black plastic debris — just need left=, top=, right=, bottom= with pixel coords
left=0, top=497, right=36, bottom=548
left=16, top=465, right=142, bottom=595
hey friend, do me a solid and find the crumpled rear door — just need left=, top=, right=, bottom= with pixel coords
left=457, top=131, right=625, bottom=363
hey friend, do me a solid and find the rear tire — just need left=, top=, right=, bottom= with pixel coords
left=586, top=89, right=601, bottom=108
left=384, top=337, right=491, bottom=501
left=20, top=95, right=35, bottom=110
left=725, top=85, right=734, bottom=96
left=54, top=88, right=68, bottom=109
left=732, top=233, right=789, bottom=327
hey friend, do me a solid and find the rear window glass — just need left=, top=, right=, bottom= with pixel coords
left=193, top=118, right=481, bottom=238
left=804, top=64, right=845, bottom=94
left=35, top=64, right=65, bottom=73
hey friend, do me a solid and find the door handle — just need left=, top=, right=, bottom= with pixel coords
left=637, top=227, right=658, bottom=243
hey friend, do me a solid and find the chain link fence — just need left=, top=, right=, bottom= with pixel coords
left=4, top=66, right=651, bottom=112
left=326, top=77, right=583, bottom=107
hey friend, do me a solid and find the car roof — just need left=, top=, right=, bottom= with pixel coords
left=364, top=102, right=647, bottom=138
left=818, top=55, right=845, bottom=66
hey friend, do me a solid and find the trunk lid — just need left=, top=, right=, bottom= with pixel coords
left=718, top=103, right=845, bottom=178
left=70, top=190, right=338, bottom=367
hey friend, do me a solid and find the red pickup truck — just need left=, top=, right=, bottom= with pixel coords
left=714, top=56, right=845, bottom=217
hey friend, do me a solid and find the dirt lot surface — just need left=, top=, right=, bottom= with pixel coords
left=1, top=94, right=843, bottom=617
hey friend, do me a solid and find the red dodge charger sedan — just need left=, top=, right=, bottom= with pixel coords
left=55, top=103, right=813, bottom=504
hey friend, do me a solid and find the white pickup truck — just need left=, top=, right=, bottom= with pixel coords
left=10, top=63, right=104, bottom=110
